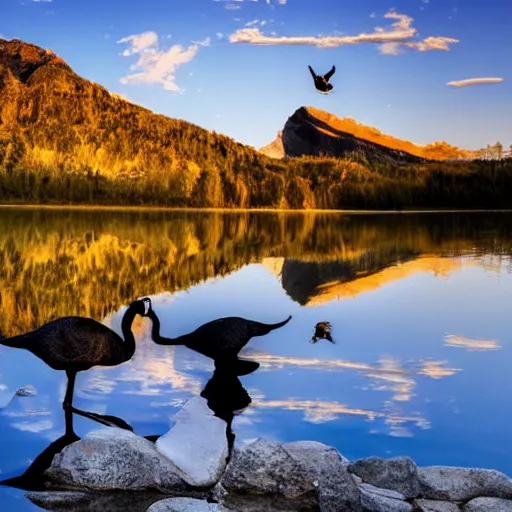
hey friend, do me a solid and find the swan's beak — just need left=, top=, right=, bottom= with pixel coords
left=142, top=298, right=152, bottom=315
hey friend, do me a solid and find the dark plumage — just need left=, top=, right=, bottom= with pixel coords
left=308, top=65, right=336, bottom=93
left=0, top=297, right=152, bottom=410
left=311, top=321, right=335, bottom=344
left=147, top=306, right=292, bottom=361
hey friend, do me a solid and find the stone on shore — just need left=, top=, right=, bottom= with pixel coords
left=147, top=497, right=221, bottom=512
left=418, top=466, right=512, bottom=501
left=348, top=456, right=420, bottom=499
left=359, top=483, right=412, bottom=512
left=156, top=397, right=229, bottom=488
left=219, top=438, right=316, bottom=500
left=283, top=441, right=361, bottom=511
left=414, top=499, right=461, bottom=511
left=44, top=428, right=188, bottom=492
left=463, top=497, right=512, bottom=511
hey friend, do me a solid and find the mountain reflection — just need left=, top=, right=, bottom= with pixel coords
left=1, top=208, right=512, bottom=335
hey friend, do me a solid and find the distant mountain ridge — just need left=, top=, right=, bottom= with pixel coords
left=260, top=106, right=477, bottom=163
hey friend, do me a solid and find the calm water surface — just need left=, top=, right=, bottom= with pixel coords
left=0, top=208, right=511, bottom=510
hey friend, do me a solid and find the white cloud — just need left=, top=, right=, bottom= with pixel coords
left=31, top=0, right=53, bottom=2
left=446, top=77, right=504, bottom=88
left=214, top=0, right=285, bottom=5
left=117, top=31, right=206, bottom=92
left=229, top=9, right=459, bottom=54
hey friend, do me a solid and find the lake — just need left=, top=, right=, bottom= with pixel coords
left=0, top=207, right=511, bottom=510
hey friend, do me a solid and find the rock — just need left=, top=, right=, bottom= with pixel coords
left=156, top=397, right=229, bottom=488
left=352, top=474, right=364, bottom=485
left=464, top=497, right=512, bottom=511
left=359, top=483, right=412, bottom=512
left=26, top=490, right=167, bottom=511
left=44, top=428, right=188, bottom=492
left=147, top=498, right=220, bottom=512
left=283, top=440, right=362, bottom=511
left=359, top=483, right=406, bottom=501
left=414, top=499, right=460, bottom=511
left=220, top=438, right=316, bottom=500
left=348, top=457, right=420, bottom=499
left=418, top=466, right=512, bottom=501
left=15, top=385, right=37, bottom=397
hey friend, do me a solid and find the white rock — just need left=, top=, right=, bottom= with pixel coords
left=418, top=466, right=512, bottom=501
left=45, top=428, right=188, bottom=492
left=156, top=397, right=229, bottom=488
left=147, top=498, right=221, bottom=512
left=414, top=499, right=460, bottom=511
left=464, top=497, right=512, bottom=512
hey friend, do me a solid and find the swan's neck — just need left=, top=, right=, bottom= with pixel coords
left=148, top=310, right=185, bottom=346
left=120, top=306, right=138, bottom=358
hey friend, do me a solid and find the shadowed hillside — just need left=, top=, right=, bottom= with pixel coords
left=1, top=38, right=512, bottom=210
left=1, top=208, right=512, bottom=336
left=260, top=107, right=477, bottom=162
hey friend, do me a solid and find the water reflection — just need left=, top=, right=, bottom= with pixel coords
left=2, top=208, right=512, bottom=336
left=444, top=334, right=501, bottom=352
left=201, top=358, right=259, bottom=454
left=0, top=207, right=512, bottom=505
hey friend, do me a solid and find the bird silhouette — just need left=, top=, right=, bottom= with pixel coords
left=146, top=305, right=291, bottom=362
left=311, top=321, right=335, bottom=344
left=0, top=297, right=152, bottom=413
left=308, top=65, right=336, bottom=94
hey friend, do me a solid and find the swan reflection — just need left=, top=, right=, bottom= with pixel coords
left=201, top=358, right=259, bottom=453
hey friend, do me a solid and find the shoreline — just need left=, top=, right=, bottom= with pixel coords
left=2, top=203, right=512, bottom=215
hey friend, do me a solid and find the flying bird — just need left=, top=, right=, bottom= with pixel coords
left=308, top=65, right=336, bottom=94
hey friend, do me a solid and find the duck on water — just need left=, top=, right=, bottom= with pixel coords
left=146, top=303, right=292, bottom=363
left=0, top=297, right=152, bottom=416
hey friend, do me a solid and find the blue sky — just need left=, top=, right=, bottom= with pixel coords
left=1, top=0, right=511, bottom=151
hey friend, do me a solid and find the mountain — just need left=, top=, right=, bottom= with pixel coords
left=0, top=38, right=289, bottom=207
left=0, top=38, right=511, bottom=210
left=260, top=106, right=477, bottom=163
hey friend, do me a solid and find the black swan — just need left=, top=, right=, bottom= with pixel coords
left=308, top=65, right=336, bottom=94
left=146, top=305, right=291, bottom=361
left=0, top=297, right=152, bottom=411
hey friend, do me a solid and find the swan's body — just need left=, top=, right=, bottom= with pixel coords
left=147, top=308, right=292, bottom=361
left=308, top=65, right=336, bottom=93
left=0, top=297, right=152, bottom=409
